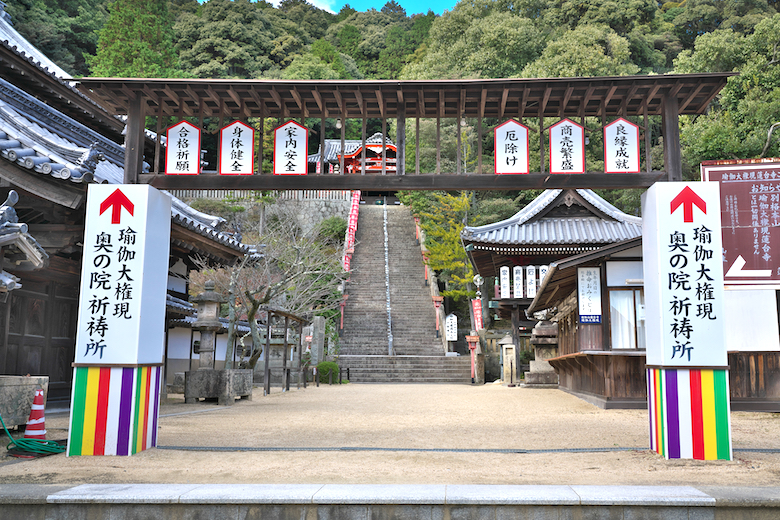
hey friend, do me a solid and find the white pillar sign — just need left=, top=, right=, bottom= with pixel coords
left=539, top=265, right=550, bottom=286
left=494, top=120, right=530, bottom=174
left=526, top=265, right=537, bottom=299
left=549, top=119, right=585, bottom=174
left=219, top=121, right=255, bottom=175
left=273, top=120, right=308, bottom=175
left=74, top=185, right=172, bottom=365
left=577, top=267, right=602, bottom=324
left=642, top=183, right=727, bottom=367
left=165, top=121, right=201, bottom=175
left=513, top=266, right=524, bottom=299
left=500, top=266, right=511, bottom=299
left=445, top=313, right=458, bottom=342
left=604, top=118, right=640, bottom=173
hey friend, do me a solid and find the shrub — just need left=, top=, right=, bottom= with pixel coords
left=318, top=216, right=347, bottom=245
left=518, top=349, right=535, bottom=364
left=316, top=361, right=340, bottom=383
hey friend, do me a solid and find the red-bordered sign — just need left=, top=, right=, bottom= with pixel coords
left=549, top=118, right=585, bottom=174
left=219, top=121, right=255, bottom=175
left=165, top=120, right=201, bottom=175
left=494, top=119, right=530, bottom=174
left=604, top=118, right=640, bottom=173
left=273, top=120, right=308, bottom=175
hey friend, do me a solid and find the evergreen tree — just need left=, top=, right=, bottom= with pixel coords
left=88, top=0, right=179, bottom=77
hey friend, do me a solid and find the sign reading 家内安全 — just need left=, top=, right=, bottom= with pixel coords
left=273, top=120, right=308, bottom=175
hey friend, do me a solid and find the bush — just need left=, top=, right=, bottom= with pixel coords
left=518, top=349, right=535, bottom=364
left=318, top=216, right=348, bottom=245
left=316, top=361, right=340, bottom=383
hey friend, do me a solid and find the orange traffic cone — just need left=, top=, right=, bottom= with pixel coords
left=23, top=388, right=46, bottom=440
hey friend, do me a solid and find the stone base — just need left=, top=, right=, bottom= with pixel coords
left=522, top=371, right=558, bottom=386
left=0, top=375, right=48, bottom=428
left=184, top=369, right=253, bottom=406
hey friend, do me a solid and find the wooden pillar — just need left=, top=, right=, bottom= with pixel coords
left=361, top=101, right=367, bottom=175
left=340, top=110, right=346, bottom=175
left=381, top=116, right=387, bottom=175
left=662, top=94, right=682, bottom=182
left=264, top=314, right=272, bottom=396
left=320, top=114, right=326, bottom=175
left=124, top=95, right=145, bottom=184
left=456, top=94, right=462, bottom=175
left=396, top=108, right=405, bottom=176
left=415, top=117, right=420, bottom=175
left=538, top=105, right=545, bottom=174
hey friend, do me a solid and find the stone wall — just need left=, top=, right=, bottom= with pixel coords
left=274, top=194, right=352, bottom=236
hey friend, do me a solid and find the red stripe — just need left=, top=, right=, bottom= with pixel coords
left=94, top=367, right=111, bottom=456
left=690, top=369, right=705, bottom=460
left=142, top=367, right=152, bottom=448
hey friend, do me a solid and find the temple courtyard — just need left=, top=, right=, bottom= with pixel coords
left=0, top=383, right=778, bottom=486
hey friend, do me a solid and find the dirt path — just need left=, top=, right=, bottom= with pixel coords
left=1, top=383, right=778, bottom=486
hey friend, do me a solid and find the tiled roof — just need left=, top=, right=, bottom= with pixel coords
left=168, top=315, right=251, bottom=335
left=166, top=294, right=196, bottom=317
left=308, top=133, right=394, bottom=163
left=462, top=189, right=642, bottom=245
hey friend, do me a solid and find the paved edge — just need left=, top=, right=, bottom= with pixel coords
left=0, top=484, right=765, bottom=507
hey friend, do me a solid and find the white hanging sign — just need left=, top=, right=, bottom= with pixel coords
left=513, top=266, right=524, bottom=299
left=526, top=265, right=537, bottom=299
left=549, top=118, right=585, bottom=174
left=74, top=185, right=171, bottom=365
left=273, top=120, right=308, bottom=175
left=165, top=121, right=200, bottom=175
left=539, top=265, right=549, bottom=287
left=494, top=120, right=530, bottom=174
left=642, top=182, right=727, bottom=367
left=445, top=313, right=458, bottom=342
left=604, top=118, right=640, bottom=173
left=577, top=267, right=602, bottom=324
left=219, top=121, right=255, bottom=175
left=500, top=266, right=511, bottom=299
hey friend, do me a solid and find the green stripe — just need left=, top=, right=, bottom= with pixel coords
left=68, top=367, right=88, bottom=456
left=714, top=370, right=731, bottom=460
left=132, top=368, right=141, bottom=455
left=659, top=370, right=666, bottom=458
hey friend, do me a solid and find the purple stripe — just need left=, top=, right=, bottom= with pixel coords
left=647, top=369, right=655, bottom=451
left=665, top=369, right=681, bottom=459
left=151, top=367, right=161, bottom=447
left=117, top=367, right=134, bottom=456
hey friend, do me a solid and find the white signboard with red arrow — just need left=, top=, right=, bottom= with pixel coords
left=74, top=185, right=172, bottom=366
left=642, top=182, right=727, bottom=368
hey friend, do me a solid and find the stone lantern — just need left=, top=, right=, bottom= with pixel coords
left=190, top=280, right=226, bottom=370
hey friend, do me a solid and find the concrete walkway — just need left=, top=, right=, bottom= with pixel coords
left=1, top=384, right=779, bottom=518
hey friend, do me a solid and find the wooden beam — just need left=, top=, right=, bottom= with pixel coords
left=124, top=95, right=145, bottom=184
left=375, top=89, right=384, bottom=117
left=140, top=172, right=668, bottom=191
left=499, top=88, right=509, bottom=121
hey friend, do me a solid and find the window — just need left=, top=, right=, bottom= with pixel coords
left=609, top=288, right=645, bottom=349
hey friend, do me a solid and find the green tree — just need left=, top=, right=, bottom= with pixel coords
left=88, top=0, right=179, bottom=77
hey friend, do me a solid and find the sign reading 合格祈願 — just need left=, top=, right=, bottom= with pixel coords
left=642, top=182, right=727, bottom=368
left=219, top=121, right=255, bottom=175
left=500, top=266, right=511, bottom=299
left=494, top=120, right=529, bottom=174
left=74, top=185, right=172, bottom=365
left=273, top=120, right=308, bottom=175
left=513, top=266, right=523, bottom=299
left=577, top=267, right=602, bottom=324
left=445, top=314, right=458, bottom=342
left=165, top=121, right=201, bottom=175
left=604, top=118, right=640, bottom=173
left=549, top=119, right=585, bottom=174
left=702, top=162, right=780, bottom=289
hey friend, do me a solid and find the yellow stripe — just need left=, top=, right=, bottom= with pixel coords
left=701, top=370, right=717, bottom=460
left=135, top=367, right=148, bottom=453
left=81, top=367, right=101, bottom=456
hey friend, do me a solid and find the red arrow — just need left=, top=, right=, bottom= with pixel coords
left=99, top=188, right=134, bottom=224
left=670, top=186, right=706, bottom=223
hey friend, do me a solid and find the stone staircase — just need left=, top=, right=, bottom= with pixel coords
left=338, top=204, right=471, bottom=383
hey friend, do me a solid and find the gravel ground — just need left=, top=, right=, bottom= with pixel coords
left=0, top=383, right=778, bottom=486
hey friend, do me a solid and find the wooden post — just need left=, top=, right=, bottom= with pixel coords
left=264, top=314, right=271, bottom=396
left=396, top=108, right=405, bottom=176
left=538, top=105, right=545, bottom=174
left=456, top=94, right=462, bottom=175
left=415, top=117, right=420, bottom=175
left=340, top=110, right=346, bottom=175
left=124, top=96, right=145, bottom=184
left=644, top=104, right=652, bottom=173
left=320, top=114, right=326, bottom=175
left=361, top=100, right=367, bottom=175
left=662, top=94, right=682, bottom=182
left=154, top=103, right=163, bottom=174
left=282, top=316, right=289, bottom=391
left=381, top=115, right=387, bottom=175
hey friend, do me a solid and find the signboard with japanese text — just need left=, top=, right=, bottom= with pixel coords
left=74, top=185, right=171, bottom=365
left=577, top=267, right=602, bottom=324
left=604, top=118, right=640, bottom=173
left=702, top=161, right=780, bottom=289
left=526, top=265, right=537, bottom=298
left=494, top=120, right=530, bottom=174
left=513, top=266, right=523, bottom=299
left=549, top=119, right=585, bottom=174
left=445, top=314, right=458, bottom=341
left=219, top=121, right=254, bottom=175
left=273, top=120, right=308, bottom=175
left=471, top=299, right=484, bottom=331
left=539, top=265, right=549, bottom=286
left=165, top=121, right=200, bottom=175
left=500, top=266, right=511, bottom=299
left=642, top=182, right=727, bottom=368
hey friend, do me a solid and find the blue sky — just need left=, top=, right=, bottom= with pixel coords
left=270, top=0, right=454, bottom=15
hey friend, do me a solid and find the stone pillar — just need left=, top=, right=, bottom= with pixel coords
left=190, top=281, right=226, bottom=371
left=312, top=315, right=326, bottom=365
left=523, top=321, right=559, bottom=387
